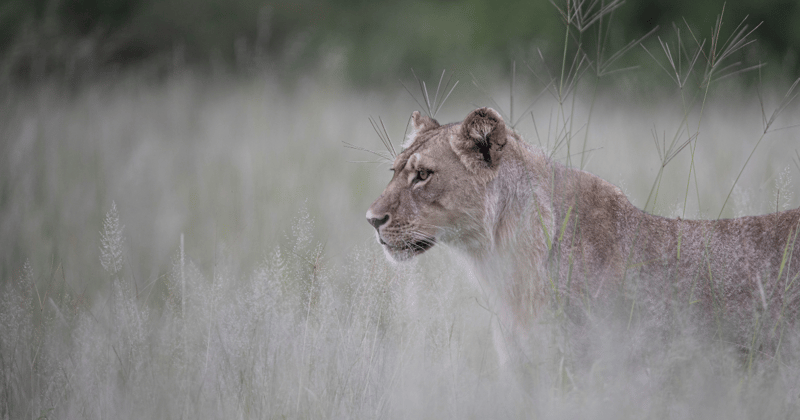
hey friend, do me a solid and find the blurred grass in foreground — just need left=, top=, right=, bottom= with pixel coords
left=0, top=64, right=799, bottom=417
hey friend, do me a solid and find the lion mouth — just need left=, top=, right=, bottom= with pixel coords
left=409, top=237, right=436, bottom=253
left=386, top=238, right=436, bottom=253
left=379, top=235, right=436, bottom=260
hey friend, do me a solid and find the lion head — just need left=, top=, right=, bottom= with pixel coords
left=366, top=108, right=511, bottom=262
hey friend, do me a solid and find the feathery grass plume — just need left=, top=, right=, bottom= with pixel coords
left=290, top=202, right=314, bottom=255
left=640, top=25, right=705, bottom=90
left=642, top=5, right=763, bottom=91
left=0, top=260, right=35, bottom=419
left=640, top=8, right=773, bottom=218
left=346, top=69, right=457, bottom=163
left=581, top=12, right=657, bottom=169
left=525, top=0, right=654, bottom=168
left=773, top=165, right=794, bottom=213
left=107, top=258, right=149, bottom=403
left=0, top=259, right=34, bottom=348
left=100, top=201, right=125, bottom=276
left=717, top=75, right=800, bottom=218
left=400, top=69, right=458, bottom=120
left=692, top=9, right=764, bottom=85
left=282, top=203, right=327, bottom=316
left=642, top=125, right=696, bottom=213
left=639, top=21, right=708, bottom=214
left=166, top=238, right=205, bottom=318
left=550, top=0, right=624, bottom=34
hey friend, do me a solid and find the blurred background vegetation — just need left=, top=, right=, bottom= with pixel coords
left=1, top=0, right=799, bottom=86
left=2, top=2, right=800, bottom=417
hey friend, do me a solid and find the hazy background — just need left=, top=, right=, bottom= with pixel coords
left=1, top=0, right=799, bottom=85
left=1, top=1, right=800, bottom=419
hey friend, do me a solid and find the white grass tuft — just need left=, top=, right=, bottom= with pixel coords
left=100, top=201, right=125, bottom=276
left=774, top=165, right=794, bottom=213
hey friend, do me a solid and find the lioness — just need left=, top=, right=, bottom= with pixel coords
left=366, top=107, right=800, bottom=354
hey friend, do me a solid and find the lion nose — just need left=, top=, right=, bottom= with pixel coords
left=366, top=210, right=390, bottom=231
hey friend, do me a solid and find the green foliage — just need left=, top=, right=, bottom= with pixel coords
left=0, top=0, right=798, bottom=85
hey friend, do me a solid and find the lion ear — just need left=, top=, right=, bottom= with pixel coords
left=454, top=107, right=507, bottom=169
left=411, top=111, right=439, bottom=133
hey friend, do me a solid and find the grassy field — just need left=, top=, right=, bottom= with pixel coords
left=0, top=65, right=799, bottom=419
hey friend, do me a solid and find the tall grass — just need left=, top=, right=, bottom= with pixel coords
left=2, top=18, right=800, bottom=419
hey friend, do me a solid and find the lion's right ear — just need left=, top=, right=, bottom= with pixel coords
left=452, top=107, right=507, bottom=171
left=411, top=111, right=439, bottom=133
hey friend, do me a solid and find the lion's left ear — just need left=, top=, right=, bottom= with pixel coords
left=453, top=107, right=507, bottom=171
left=411, top=111, right=440, bottom=133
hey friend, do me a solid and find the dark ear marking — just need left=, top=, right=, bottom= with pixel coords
left=460, top=107, right=507, bottom=167
left=411, top=111, right=440, bottom=133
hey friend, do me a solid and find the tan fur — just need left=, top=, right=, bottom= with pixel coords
left=367, top=108, right=800, bottom=350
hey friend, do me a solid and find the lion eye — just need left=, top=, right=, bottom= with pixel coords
left=416, top=169, right=431, bottom=182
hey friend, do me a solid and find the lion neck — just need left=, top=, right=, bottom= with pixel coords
left=457, top=141, right=556, bottom=322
